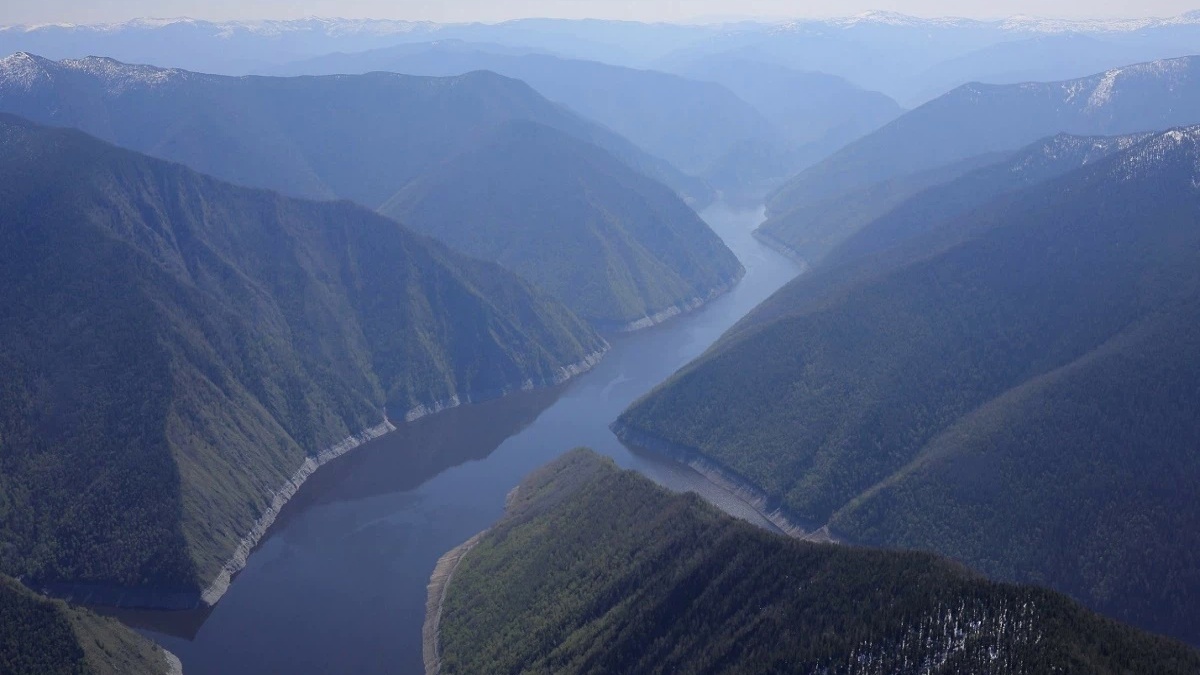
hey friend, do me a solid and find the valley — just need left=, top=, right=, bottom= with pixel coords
left=111, top=205, right=800, bottom=674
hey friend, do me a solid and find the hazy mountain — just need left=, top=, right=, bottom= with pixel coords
left=657, top=11, right=1200, bottom=101
left=0, top=575, right=177, bottom=675
left=908, top=34, right=1160, bottom=104
left=616, top=127, right=1200, bottom=644
left=0, top=52, right=711, bottom=207
left=431, top=449, right=1200, bottom=673
left=759, top=56, right=1200, bottom=265
left=0, top=114, right=607, bottom=604
left=276, top=42, right=788, bottom=191
left=670, top=53, right=902, bottom=147
left=384, top=120, right=744, bottom=331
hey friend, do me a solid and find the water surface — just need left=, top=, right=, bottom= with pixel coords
left=122, top=204, right=800, bottom=674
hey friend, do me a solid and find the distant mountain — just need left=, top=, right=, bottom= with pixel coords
left=656, top=11, right=1200, bottom=101
left=669, top=53, right=902, bottom=148
left=616, top=127, right=1200, bottom=644
left=0, top=52, right=711, bottom=207
left=759, top=56, right=1200, bottom=266
left=0, top=575, right=178, bottom=674
left=384, top=121, right=744, bottom=330
left=276, top=42, right=788, bottom=193
left=429, top=449, right=1200, bottom=674
left=0, top=114, right=607, bottom=606
left=908, top=33, right=1160, bottom=104
left=0, top=18, right=730, bottom=73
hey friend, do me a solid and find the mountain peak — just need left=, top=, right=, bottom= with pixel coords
left=1110, top=125, right=1200, bottom=184
left=0, top=51, right=56, bottom=89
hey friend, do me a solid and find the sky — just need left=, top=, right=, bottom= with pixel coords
left=5, top=0, right=1200, bottom=25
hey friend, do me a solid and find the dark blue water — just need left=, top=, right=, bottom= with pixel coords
left=118, top=204, right=800, bottom=674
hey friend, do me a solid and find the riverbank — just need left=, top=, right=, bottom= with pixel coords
left=751, top=229, right=811, bottom=270
left=607, top=269, right=746, bottom=333
left=611, top=421, right=832, bottom=543
left=203, top=347, right=611, bottom=607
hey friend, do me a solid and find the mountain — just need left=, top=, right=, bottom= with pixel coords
left=383, top=120, right=744, bottom=331
left=615, top=127, right=1200, bottom=644
left=0, top=575, right=178, bottom=675
left=0, top=18, right=730, bottom=74
left=0, top=52, right=711, bottom=207
left=275, top=43, right=789, bottom=193
left=825, top=131, right=1149, bottom=266
left=759, top=56, right=1200, bottom=266
left=669, top=53, right=902, bottom=149
left=0, top=114, right=607, bottom=607
left=428, top=449, right=1200, bottom=674
left=908, top=34, right=1160, bottom=104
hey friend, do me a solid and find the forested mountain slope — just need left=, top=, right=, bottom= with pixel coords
left=385, top=121, right=744, bottom=330
left=759, top=56, right=1200, bottom=264
left=431, top=450, right=1200, bottom=674
left=0, top=115, right=606, bottom=605
left=277, top=43, right=785, bottom=190
left=0, top=52, right=710, bottom=206
left=616, top=126, right=1200, bottom=644
left=0, top=575, right=178, bottom=675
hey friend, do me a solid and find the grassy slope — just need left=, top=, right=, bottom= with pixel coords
left=437, top=450, right=1200, bottom=674
left=385, top=120, right=744, bottom=328
left=616, top=129, right=1200, bottom=643
left=0, top=115, right=605, bottom=593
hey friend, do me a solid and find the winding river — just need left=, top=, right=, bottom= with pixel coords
left=116, top=204, right=800, bottom=675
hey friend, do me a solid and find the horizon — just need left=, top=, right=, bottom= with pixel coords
left=6, top=2, right=1200, bottom=28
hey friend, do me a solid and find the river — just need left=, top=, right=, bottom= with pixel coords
left=116, top=203, right=800, bottom=675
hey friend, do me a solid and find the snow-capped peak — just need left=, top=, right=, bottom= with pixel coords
left=0, top=52, right=56, bottom=89
left=1110, top=126, right=1200, bottom=184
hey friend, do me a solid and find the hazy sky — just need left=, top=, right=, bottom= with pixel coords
left=6, top=0, right=1200, bottom=25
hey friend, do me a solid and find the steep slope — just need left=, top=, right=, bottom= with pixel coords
left=0, top=575, right=178, bottom=675
left=826, top=131, right=1150, bottom=265
left=0, top=114, right=606, bottom=606
left=428, top=450, right=1200, bottom=674
left=616, top=127, right=1200, bottom=643
left=760, top=56, right=1200, bottom=265
left=277, top=43, right=787, bottom=193
left=384, top=121, right=744, bottom=330
left=0, top=52, right=711, bottom=207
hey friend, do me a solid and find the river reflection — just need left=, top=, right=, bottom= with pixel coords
left=127, top=204, right=800, bottom=675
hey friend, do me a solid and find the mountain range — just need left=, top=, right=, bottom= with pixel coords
left=758, top=56, right=1200, bottom=266
left=616, top=126, right=1200, bottom=645
left=0, top=52, right=747, bottom=329
left=274, top=42, right=787, bottom=191
left=430, top=449, right=1200, bottom=673
left=0, top=113, right=607, bottom=606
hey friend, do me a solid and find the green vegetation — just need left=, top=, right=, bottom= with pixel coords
left=436, top=449, right=1200, bottom=674
left=760, top=55, right=1200, bottom=265
left=0, top=114, right=605, bottom=596
left=617, top=127, right=1200, bottom=644
left=0, top=575, right=171, bottom=675
left=385, top=120, right=744, bottom=329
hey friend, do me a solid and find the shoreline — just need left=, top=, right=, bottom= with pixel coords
left=605, top=270, right=746, bottom=334
left=751, top=229, right=811, bottom=270
left=421, top=532, right=484, bottom=675
left=423, top=486, right=520, bottom=675
left=42, top=347, right=610, bottom=612
left=201, top=347, right=610, bottom=606
left=611, top=421, right=832, bottom=543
